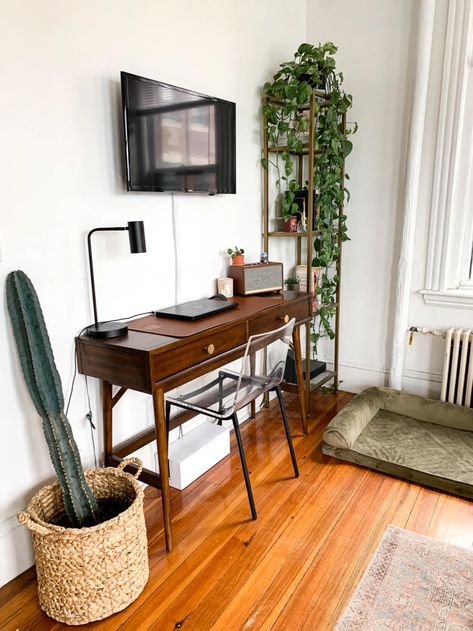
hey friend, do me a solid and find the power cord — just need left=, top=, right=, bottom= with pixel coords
left=171, top=192, right=180, bottom=305
left=84, top=377, right=97, bottom=468
left=65, top=311, right=154, bottom=467
left=105, top=310, right=154, bottom=323
left=65, top=324, right=88, bottom=416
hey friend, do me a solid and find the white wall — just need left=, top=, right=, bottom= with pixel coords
left=0, top=0, right=306, bottom=586
left=306, top=0, right=417, bottom=391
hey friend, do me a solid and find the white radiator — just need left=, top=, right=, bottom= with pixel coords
left=441, top=328, right=473, bottom=407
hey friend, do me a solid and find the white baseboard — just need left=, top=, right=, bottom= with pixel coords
left=318, top=356, right=442, bottom=399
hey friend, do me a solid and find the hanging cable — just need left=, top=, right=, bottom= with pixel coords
left=84, top=375, right=97, bottom=468
left=65, top=310, right=153, bottom=465
left=171, top=192, right=180, bottom=305
left=65, top=325, right=88, bottom=415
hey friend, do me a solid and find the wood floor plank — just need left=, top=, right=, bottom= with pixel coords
left=404, top=485, right=440, bottom=533
left=426, top=491, right=473, bottom=548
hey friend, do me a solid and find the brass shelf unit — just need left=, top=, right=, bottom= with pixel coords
left=262, top=91, right=346, bottom=414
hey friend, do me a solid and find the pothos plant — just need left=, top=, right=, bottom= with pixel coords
left=262, top=42, right=356, bottom=350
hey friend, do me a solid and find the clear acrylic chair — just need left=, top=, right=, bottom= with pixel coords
left=165, top=318, right=299, bottom=520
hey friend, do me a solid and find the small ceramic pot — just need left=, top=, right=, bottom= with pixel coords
left=284, top=217, right=298, bottom=232
left=231, top=255, right=244, bottom=265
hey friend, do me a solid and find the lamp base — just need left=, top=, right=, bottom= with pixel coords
left=85, top=321, right=128, bottom=339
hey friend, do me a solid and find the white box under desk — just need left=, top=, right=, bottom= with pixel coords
left=156, top=421, right=230, bottom=490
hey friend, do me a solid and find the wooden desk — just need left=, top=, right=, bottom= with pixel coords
left=76, top=292, right=311, bottom=551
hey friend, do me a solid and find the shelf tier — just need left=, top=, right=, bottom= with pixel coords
left=309, top=370, right=338, bottom=391
left=267, top=90, right=330, bottom=103
left=268, top=231, right=313, bottom=238
left=266, top=230, right=339, bottom=238
left=281, top=370, right=338, bottom=395
left=268, top=144, right=324, bottom=155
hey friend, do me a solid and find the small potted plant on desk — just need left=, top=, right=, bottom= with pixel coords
left=228, top=246, right=245, bottom=265
left=284, top=275, right=301, bottom=291
left=6, top=271, right=149, bottom=626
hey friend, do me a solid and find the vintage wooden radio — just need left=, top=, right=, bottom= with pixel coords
left=228, top=262, right=283, bottom=295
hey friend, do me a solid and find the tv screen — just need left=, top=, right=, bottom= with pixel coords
left=121, top=72, right=236, bottom=194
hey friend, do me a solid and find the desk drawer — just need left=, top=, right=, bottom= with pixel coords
left=153, top=323, right=247, bottom=380
left=249, top=299, right=310, bottom=336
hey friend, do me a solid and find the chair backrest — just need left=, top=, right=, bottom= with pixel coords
left=232, top=318, right=295, bottom=411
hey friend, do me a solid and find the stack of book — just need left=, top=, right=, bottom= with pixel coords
left=296, top=265, right=318, bottom=309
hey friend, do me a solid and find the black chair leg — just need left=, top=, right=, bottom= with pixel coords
left=275, top=386, right=299, bottom=478
left=165, top=400, right=172, bottom=477
left=232, top=412, right=257, bottom=520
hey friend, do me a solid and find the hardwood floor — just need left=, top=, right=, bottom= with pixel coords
left=2, top=389, right=473, bottom=630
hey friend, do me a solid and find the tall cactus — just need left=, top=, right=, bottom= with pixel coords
left=6, top=270, right=99, bottom=527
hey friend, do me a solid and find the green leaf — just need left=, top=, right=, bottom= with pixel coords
left=298, top=117, right=309, bottom=132
left=342, top=138, right=353, bottom=157
left=285, top=84, right=298, bottom=100
left=297, top=43, right=313, bottom=55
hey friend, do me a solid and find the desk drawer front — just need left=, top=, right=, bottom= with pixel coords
left=77, top=343, right=150, bottom=393
left=153, top=323, right=247, bottom=380
left=249, top=300, right=310, bottom=336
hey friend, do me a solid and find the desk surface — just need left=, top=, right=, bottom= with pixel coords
left=76, top=292, right=312, bottom=394
left=128, top=292, right=307, bottom=338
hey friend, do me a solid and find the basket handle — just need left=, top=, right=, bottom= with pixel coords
left=17, top=511, right=50, bottom=536
left=117, top=457, right=143, bottom=479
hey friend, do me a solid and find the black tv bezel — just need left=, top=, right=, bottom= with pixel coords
left=121, top=71, right=236, bottom=195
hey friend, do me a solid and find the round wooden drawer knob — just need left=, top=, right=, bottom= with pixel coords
left=204, top=343, right=215, bottom=355
left=281, top=314, right=289, bottom=324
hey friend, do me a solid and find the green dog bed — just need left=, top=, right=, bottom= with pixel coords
left=322, top=387, right=473, bottom=499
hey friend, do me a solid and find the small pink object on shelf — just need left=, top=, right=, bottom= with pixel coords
left=284, top=217, right=298, bottom=232
left=217, top=277, right=234, bottom=298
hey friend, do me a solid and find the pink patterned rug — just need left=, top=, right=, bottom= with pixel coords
left=334, top=525, right=473, bottom=630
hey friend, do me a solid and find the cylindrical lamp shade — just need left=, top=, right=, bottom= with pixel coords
left=128, top=221, right=146, bottom=253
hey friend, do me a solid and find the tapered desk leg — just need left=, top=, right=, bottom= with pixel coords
left=101, top=380, right=113, bottom=464
left=153, top=386, right=172, bottom=552
left=292, top=325, right=308, bottom=435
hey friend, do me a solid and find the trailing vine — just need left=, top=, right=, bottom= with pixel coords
left=262, top=42, right=356, bottom=350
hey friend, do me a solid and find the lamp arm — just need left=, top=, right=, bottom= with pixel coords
left=87, top=227, right=127, bottom=327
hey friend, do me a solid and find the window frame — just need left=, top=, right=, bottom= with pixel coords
left=421, top=0, right=473, bottom=309
left=459, top=187, right=473, bottom=287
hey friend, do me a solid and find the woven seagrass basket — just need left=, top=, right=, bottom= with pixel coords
left=17, top=458, right=149, bottom=626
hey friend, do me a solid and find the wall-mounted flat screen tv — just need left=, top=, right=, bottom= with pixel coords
left=121, top=72, right=236, bottom=194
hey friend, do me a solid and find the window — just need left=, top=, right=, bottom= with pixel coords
left=421, top=0, right=473, bottom=308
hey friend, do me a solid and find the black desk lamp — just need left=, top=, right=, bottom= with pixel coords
left=86, top=221, right=146, bottom=338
